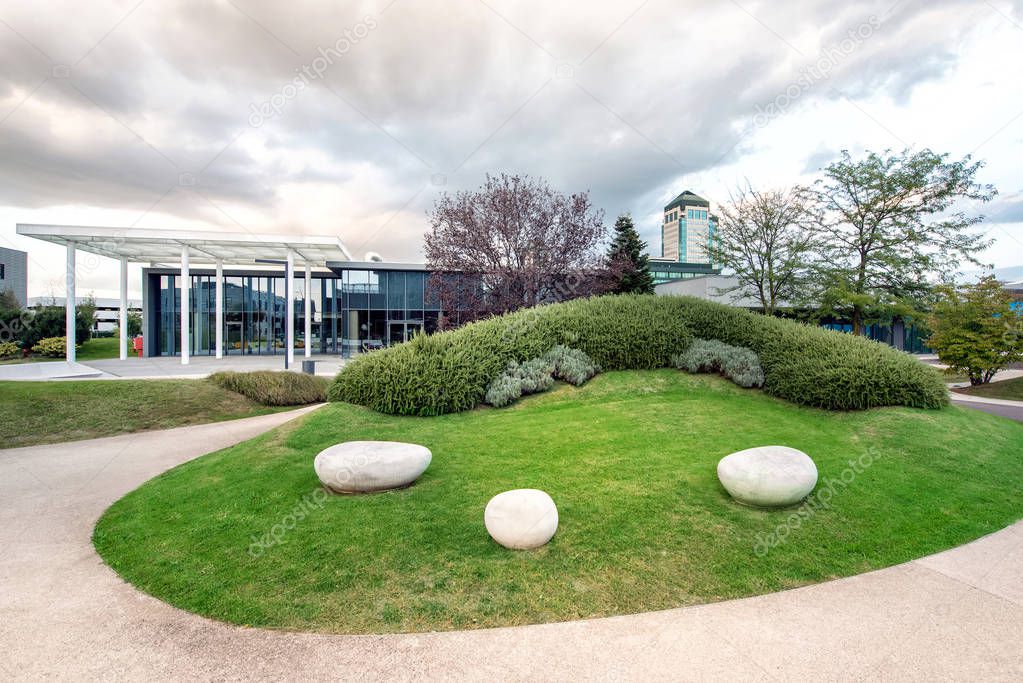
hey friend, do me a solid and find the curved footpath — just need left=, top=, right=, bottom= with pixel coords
left=1, top=407, right=1021, bottom=681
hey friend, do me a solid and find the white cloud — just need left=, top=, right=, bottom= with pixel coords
left=0, top=0, right=1021, bottom=297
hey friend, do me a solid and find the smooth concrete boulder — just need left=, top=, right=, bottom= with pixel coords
left=314, top=441, right=431, bottom=493
left=717, top=446, right=818, bottom=508
left=484, top=489, right=558, bottom=550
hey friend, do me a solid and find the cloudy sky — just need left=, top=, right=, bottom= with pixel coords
left=2, top=0, right=1023, bottom=299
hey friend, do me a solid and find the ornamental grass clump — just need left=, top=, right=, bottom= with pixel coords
left=672, top=339, right=765, bottom=389
left=209, top=371, right=328, bottom=406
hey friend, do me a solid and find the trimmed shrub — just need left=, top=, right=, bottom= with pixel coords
left=209, top=371, right=328, bottom=406
left=545, top=344, right=600, bottom=386
left=484, top=373, right=524, bottom=408
left=483, top=346, right=600, bottom=408
left=671, top=297, right=948, bottom=410
left=516, top=358, right=556, bottom=395
left=673, top=339, right=765, bottom=388
left=32, top=336, right=74, bottom=357
left=330, top=295, right=948, bottom=415
left=329, top=296, right=691, bottom=416
left=0, top=340, right=19, bottom=359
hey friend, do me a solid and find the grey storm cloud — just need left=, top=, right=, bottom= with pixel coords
left=0, top=0, right=1010, bottom=258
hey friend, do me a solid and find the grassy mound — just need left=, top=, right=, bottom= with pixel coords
left=330, top=295, right=946, bottom=415
left=94, top=371, right=1022, bottom=634
left=209, top=371, right=328, bottom=406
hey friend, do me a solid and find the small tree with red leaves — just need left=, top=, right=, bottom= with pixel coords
left=425, top=173, right=609, bottom=326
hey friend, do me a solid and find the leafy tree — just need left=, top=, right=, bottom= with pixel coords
left=127, top=311, right=142, bottom=337
left=709, top=183, right=815, bottom=315
left=808, top=148, right=997, bottom=335
left=112, top=311, right=142, bottom=338
left=425, top=173, right=607, bottom=322
left=605, top=214, right=653, bottom=294
left=20, top=305, right=93, bottom=349
left=927, top=276, right=1021, bottom=385
left=0, top=288, right=21, bottom=312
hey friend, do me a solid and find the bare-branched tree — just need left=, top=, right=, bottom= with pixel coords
left=709, top=183, right=816, bottom=315
left=425, top=173, right=608, bottom=324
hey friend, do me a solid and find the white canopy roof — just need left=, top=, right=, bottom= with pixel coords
left=16, top=224, right=353, bottom=265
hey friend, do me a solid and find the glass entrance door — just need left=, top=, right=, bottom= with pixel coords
left=387, top=321, right=424, bottom=346
left=387, top=322, right=405, bottom=346
left=225, top=320, right=243, bottom=354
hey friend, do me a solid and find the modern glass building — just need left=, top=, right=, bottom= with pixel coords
left=143, top=262, right=441, bottom=358
left=15, top=223, right=455, bottom=365
left=652, top=190, right=722, bottom=285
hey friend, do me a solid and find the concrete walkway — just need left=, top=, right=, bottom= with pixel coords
left=1, top=410, right=1021, bottom=680
left=81, top=353, right=345, bottom=379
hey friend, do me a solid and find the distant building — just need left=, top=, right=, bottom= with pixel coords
left=29, top=297, right=141, bottom=333
left=0, top=246, right=28, bottom=307
left=649, top=190, right=721, bottom=285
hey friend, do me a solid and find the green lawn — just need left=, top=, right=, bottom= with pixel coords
left=75, top=336, right=121, bottom=360
left=0, top=336, right=121, bottom=364
left=954, top=377, right=1023, bottom=401
left=94, top=370, right=1023, bottom=634
left=0, top=378, right=288, bottom=448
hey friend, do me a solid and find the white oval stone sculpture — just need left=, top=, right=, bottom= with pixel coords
left=484, top=489, right=559, bottom=550
left=314, top=441, right=432, bottom=494
left=717, top=446, right=818, bottom=508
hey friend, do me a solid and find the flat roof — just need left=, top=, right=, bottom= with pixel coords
left=16, top=224, right=353, bottom=265
left=326, top=260, right=427, bottom=272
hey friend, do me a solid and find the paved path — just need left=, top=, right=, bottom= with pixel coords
left=2, top=409, right=1021, bottom=681
left=82, top=353, right=345, bottom=379
left=951, top=394, right=1023, bottom=422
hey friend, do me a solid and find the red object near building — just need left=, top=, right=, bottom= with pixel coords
left=133, top=336, right=143, bottom=358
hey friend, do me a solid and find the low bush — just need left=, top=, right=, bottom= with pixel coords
left=672, top=339, right=765, bottom=388
left=209, top=371, right=328, bottom=406
left=32, top=336, right=74, bottom=357
left=329, top=295, right=690, bottom=415
left=330, top=295, right=948, bottom=415
left=546, top=344, right=600, bottom=386
left=672, top=297, right=948, bottom=410
left=0, top=340, right=19, bottom=358
left=483, top=346, right=600, bottom=408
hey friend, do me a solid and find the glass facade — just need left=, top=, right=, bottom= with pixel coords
left=147, top=268, right=442, bottom=358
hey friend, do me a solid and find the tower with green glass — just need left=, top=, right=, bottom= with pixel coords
left=649, top=190, right=720, bottom=285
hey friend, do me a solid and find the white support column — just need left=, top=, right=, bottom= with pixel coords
left=65, top=241, right=76, bottom=363
left=119, top=256, right=128, bottom=360
left=304, top=263, right=312, bottom=359
left=180, top=245, right=190, bottom=365
left=215, top=259, right=224, bottom=360
left=286, top=250, right=295, bottom=368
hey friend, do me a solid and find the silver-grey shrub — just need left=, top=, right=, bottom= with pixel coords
left=484, top=372, right=523, bottom=408
left=544, top=345, right=599, bottom=386
left=484, top=347, right=598, bottom=407
left=672, top=339, right=765, bottom=389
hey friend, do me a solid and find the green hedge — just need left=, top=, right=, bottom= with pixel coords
left=329, top=295, right=948, bottom=415
left=209, top=371, right=328, bottom=406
